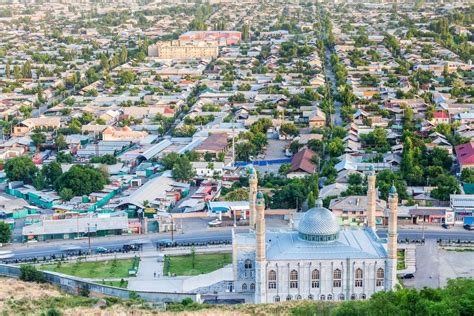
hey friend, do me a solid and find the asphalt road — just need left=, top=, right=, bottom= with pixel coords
left=3, top=228, right=473, bottom=261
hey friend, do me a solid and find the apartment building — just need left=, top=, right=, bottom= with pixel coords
left=148, top=40, right=219, bottom=59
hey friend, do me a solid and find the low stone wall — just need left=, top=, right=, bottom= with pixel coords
left=0, top=264, right=200, bottom=303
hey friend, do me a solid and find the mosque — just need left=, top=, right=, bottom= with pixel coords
left=232, top=168, right=399, bottom=303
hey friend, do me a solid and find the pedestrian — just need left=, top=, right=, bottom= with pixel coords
left=154, top=272, right=156, bottom=278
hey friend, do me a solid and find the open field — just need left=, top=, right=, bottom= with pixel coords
left=164, top=252, right=232, bottom=276
left=40, top=258, right=138, bottom=279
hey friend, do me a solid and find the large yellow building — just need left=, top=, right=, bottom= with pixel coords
left=148, top=40, right=219, bottom=59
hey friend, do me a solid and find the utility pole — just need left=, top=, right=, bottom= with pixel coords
left=170, top=217, right=174, bottom=244
left=87, top=223, right=91, bottom=254
left=232, top=117, right=235, bottom=166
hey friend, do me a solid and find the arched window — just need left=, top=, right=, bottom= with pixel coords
left=311, top=269, right=320, bottom=288
left=320, top=294, right=326, bottom=301
left=244, top=259, right=253, bottom=278
left=268, top=270, right=277, bottom=289
left=333, top=269, right=342, bottom=287
left=289, top=269, right=298, bottom=288
left=296, top=294, right=302, bottom=300
left=327, top=294, right=333, bottom=301
left=242, top=283, right=247, bottom=291
left=355, top=268, right=363, bottom=287
left=308, top=294, right=314, bottom=300
left=286, top=295, right=292, bottom=301
left=351, top=294, right=356, bottom=300
left=376, top=268, right=384, bottom=287
left=361, top=294, right=367, bottom=300
left=244, top=259, right=253, bottom=269
left=274, top=295, right=280, bottom=302
left=339, top=293, right=345, bottom=301
left=250, top=283, right=255, bottom=290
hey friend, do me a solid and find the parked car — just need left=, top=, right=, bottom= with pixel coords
left=208, top=219, right=222, bottom=227
left=401, top=273, right=414, bottom=279
left=463, top=224, right=473, bottom=231
left=95, top=246, right=108, bottom=253
left=441, top=223, right=449, bottom=229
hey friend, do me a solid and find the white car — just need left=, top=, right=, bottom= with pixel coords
left=208, top=219, right=222, bottom=227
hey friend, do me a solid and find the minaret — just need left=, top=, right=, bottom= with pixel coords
left=386, top=185, right=398, bottom=290
left=249, top=167, right=258, bottom=229
left=255, top=191, right=266, bottom=303
left=367, top=167, right=377, bottom=230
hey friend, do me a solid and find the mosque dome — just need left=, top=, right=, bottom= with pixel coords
left=297, top=200, right=340, bottom=242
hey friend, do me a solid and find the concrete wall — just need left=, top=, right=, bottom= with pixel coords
left=0, top=264, right=200, bottom=303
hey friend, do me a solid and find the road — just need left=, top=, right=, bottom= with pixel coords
left=3, top=228, right=473, bottom=261
left=324, top=46, right=343, bottom=127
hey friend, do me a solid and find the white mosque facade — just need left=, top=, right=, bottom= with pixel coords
left=232, top=169, right=399, bottom=303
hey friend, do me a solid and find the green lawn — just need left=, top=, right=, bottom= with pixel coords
left=40, top=258, right=139, bottom=279
left=397, top=249, right=406, bottom=270
left=164, top=253, right=232, bottom=276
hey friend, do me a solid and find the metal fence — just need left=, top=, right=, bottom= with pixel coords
left=235, top=158, right=291, bottom=167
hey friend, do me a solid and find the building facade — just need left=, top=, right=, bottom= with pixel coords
left=148, top=40, right=219, bottom=59
left=232, top=171, right=399, bottom=304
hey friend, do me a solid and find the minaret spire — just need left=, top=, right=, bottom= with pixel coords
left=249, top=167, right=258, bottom=229
left=387, top=184, right=398, bottom=290
left=367, top=166, right=377, bottom=230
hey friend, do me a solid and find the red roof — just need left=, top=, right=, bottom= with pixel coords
left=433, top=111, right=449, bottom=119
left=290, top=148, right=316, bottom=174
left=455, top=142, right=474, bottom=166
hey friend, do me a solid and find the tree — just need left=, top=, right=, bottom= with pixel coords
left=172, top=156, right=195, bottom=182
left=0, top=221, right=11, bottom=243
left=19, top=264, right=45, bottom=283
left=280, top=123, right=299, bottom=136
left=161, top=152, right=180, bottom=170
left=5, top=62, right=10, bottom=78
left=236, top=141, right=256, bottom=161
left=401, top=137, right=415, bottom=181
left=59, top=188, right=74, bottom=201
left=119, top=70, right=135, bottom=85
left=307, top=191, right=316, bottom=209
left=4, top=156, right=38, bottom=183
left=327, top=137, right=345, bottom=157
left=460, top=169, right=474, bottom=183
left=54, top=134, right=68, bottom=150
left=223, top=188, right=248, bottom=201
left=42, top=161, right=63, bottom=186
left=431, top=174, right=460, bottom=201
left=55, top=165, right=107, bottom=196
left=120, top=45, right=128, bottom=64
left=22, top=61, right=32, bottom=78
left=279, top=163, right=291, bottom=175
left=31, top=131, right=46, bottom=149
left=204, top=152, right=213, bottom=162
left=241, top=23, right=250, bottom=41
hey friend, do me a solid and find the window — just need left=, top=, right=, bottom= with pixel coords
left=376, top=268, right=384, bottom=287
left=328, top=294, right=333, bottom=301
left=339, top=294, right=345, bottom=301
left=244, top=259, right=252, bottom=269
left=250, top=283, right=255, bottom=290
left=274, top=296, right=280, bottom=302
left=286, top=295, right=292, bottom=301
left=268, top=270, right=277, bottom=289
left=244, top=259, right=253, bottom=277
left=320, top=295, right=326, bottom=301
left=308, top=294, right=314, bottom=300
left=355, top=268, right=363, bottom=287
left=333, top=269, right=342, bottom=287
left=361, top=294, right=367, bottom=300
left=351, top=294, right=356, bottom=300
left=242, top=283, right=247, bottom=291
left=289, top=270, right=298, bottom=289
left=296, top=295, right=302, bottom=300
left=311, top=269, right=320, bottom=288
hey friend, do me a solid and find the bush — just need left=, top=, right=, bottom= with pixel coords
left=19, top=264, right=45, bottom=283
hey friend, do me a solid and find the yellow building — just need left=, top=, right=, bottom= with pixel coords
left=148, top=40, right=219, bottom=59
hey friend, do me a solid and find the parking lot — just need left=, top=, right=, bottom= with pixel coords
left=403, top=239, right=474, bottom=289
